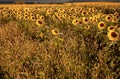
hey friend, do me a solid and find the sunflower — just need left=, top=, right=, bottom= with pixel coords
left=112, top=17, right=119, bottom=23
left=51, top=28, right=59, bottom=35
left=98, top=21, right=106, bottom=30
left=116, top=25, right=120, bottom=29
left=46, top=9, right=51, bottom=16
left=79, top=20, right=83, bottom=25
left=62, top=14, right=67, bottom=19
left=23, top=15, right=29, bottom=20
left=72, top=14, right=76, bottom=18
left=36, top=19, right=45, bottom=27
left=75, top=9, right=79, bottom=13
left=39, top=15, right=45, bottom=20
left=81, top=11, right=86, bottom=16
left=91, top=17, right=98, bottom=23
left=82, top=17, right=89, bottom=24
left=115, top=25, right=120, bottom=32
left=84, top=25, right=90, bottom=30
left=105, top=15, right=112, bottom=22
left=36, top=14, right=40, bottom=19
left=52, top=15, right=57, bottom=21
left=107, top=26, right=115, bottom=32
left=30, top=15, right=36, bottom=21
left=97, top=13, right=103, bottom=18
left=114, top=12, right=119, bottom=16
left=68, top=16, right=73, bottom=21
left=72, top=19, right=79, bottom=25
left=107, top=31, right=119, bottom=41
left=58, top=16, right=63, bottom=20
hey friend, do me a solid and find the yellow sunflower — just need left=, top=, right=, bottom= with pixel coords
left=79, top=20, right=83, bottom=25
left=81, top=11, right=86, bottom=16
left=36, top=19, right=45, bottom=27
left=72, top=19, right=79, bottom=25
left=30, top=15, right=36, bottom=21
left=116, top=25, right=120, bottom=29
left=84, top=25, right=90, bottom=30
left=62, top=14, right=67, bottom=19
left=98, top=21, right=106, bottom=30
left=105, top=15, right=112, bottom=22
left=36, top=14, right=40, bottom=18
left=114, top=12, right=119, bottom=16
left=107, top=26, right=115, bottom=32
left=58, top=16, right=63, bottom=20
left=91, top=17, right=98, bottom=23
left=115, top=25, right=120, bottom=32
left=46, top=9, right=51, bottom=16
left=112, top=17, right=119, bottom=23
left=51, top=28, right=59, bottom=35
left=68, top=16, right=73, bottom=21
left=39, top=15, right=44, bottom=20
left=82, top=17, right=89, bottom=24
left=23, top=15, right=29, bottom=20
left=107, top=31, right=119, bottom=41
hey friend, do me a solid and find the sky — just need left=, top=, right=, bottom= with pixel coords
left=0, top=0, right=120, bottom=3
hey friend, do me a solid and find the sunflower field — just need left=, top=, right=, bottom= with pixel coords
left=0, top=3, right=120, bottom=79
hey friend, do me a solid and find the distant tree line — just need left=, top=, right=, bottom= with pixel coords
left=14, top=0, right=25, bottom=4
left=13, top=0, right=120, bottom=4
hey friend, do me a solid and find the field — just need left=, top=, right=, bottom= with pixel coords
left=0, top=2, right=120, bottom=79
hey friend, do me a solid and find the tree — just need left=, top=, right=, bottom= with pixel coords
left=14, top=0, right=25, bottom=4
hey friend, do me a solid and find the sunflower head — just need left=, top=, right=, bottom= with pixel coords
left=91, top=17, right=98, bottom=23
left=81, top=11, right=86, bottom=16
left=116, top=25, right=120, bottom=32
left=23, top=15, right=29, bottom=20
left=116, top=25, right=120, bottom=29
left=68, top=16, right=73, bottom=21
left=107, top=26, right=115, bottom=32
left=51, top=28, right=59, bottom=35
left=98, top=21, right=106, bottom=30
left=36, top=14, right=40, bottom=18
left=112, top=17, right=119, bottom=23
left=84, top=25, right=90, bottom=30
left=72, top=19, right=79, bottom=25
left=30, top=16, right=36, bottom=21
left=105, top=15, right=112, bottom=22
left=72, top=14, right=76, bottom=18
left=39, top=15, right=45, bottom=20
left=79, top=20, right=83, bottom=25
left=62, top=14, right=67, bottom=18
left=36, top=19, right=45, bottom=27
left=107, top=31, right=119, bottom=41
left=58, top=16, right=63, bottom=20
left=82, top=17, right=89, bottom=24
left=114, top=12, right=119, bottom=16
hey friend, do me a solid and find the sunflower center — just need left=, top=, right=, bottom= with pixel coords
left=110, top=27, right=114, bottom=30
left=117, top=25, right=120, bottom=28
left=85, top=19, right=88, bottom=22
left=107, top=17, right=111, bottom=19
left=79, top=21, right=82, bottom=24
left=100, top=23, right=104, bottom=27
left=41, top=17, right=43, bottom=19
left=83, top=12, right=86, bottom=14
left=38, top=21, right=42, bottom=24
left=54, top=30, right=58, bottom=33
left=76, top=20, right=78, bottom=22
left=32, top=17, right=35, bottom=19
left=111, top=32, right=117, bottom=38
